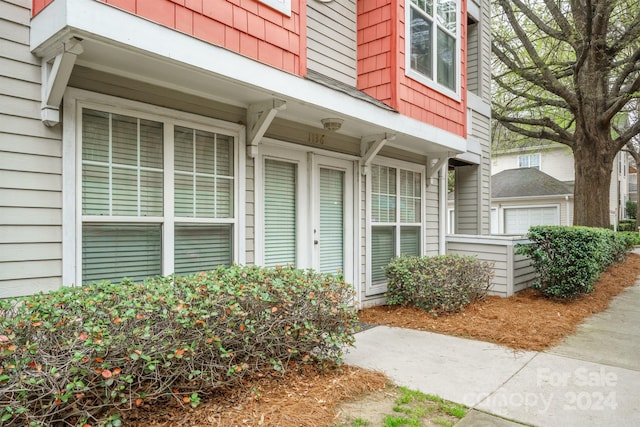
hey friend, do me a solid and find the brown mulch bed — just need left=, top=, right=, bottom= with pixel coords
left=125, top=253, right=640, bottom=426
left=127, top=365, right=388, bottom=427
left=359, top=252, right=640, bottom=351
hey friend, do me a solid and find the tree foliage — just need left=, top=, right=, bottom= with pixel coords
left=492, top=0, right=640, bottom=227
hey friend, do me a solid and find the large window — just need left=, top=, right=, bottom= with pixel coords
left=407, top=0, right=459, bottom=95
left=370, top=164, right=423, bottom=285
left=80, top=107, right=237, bottom=284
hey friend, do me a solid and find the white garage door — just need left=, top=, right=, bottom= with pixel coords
left=504, top=207, right=559, bottom=234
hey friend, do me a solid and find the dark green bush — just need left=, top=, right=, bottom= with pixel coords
left=625, top=200, right=637, bottom=219
left=618, top=219, right=637, bottom=232
left=0, top=265, right=357, bottom=427
left=517, top=226, right=634, bottom=300
left=384, top=255, right=494, bottom=315
left=619, top=231, right=640, bottom=246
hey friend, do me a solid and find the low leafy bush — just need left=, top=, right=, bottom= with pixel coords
left=384, top=255, right=494, bottom=315
left=617, top=219, right=637, bottom=232
left=625, top=200, right=637, bottom=219
left=0, top=265, right=357, bottom=427
left=619, top=231, right=640, bottom=246
left=517, top=226, right=635, bottom=300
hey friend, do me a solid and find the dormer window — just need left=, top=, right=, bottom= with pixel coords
left=406, top=0, right=460, bottom=98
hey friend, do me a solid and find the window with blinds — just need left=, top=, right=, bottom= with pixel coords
left=370, top=164, right=423, bottom=285
left=81, top=107, right=236, bottom=284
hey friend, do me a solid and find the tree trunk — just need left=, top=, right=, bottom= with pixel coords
left=573, top=140, right=616, bottom=228
left=636, top=165, right=640, bottom=225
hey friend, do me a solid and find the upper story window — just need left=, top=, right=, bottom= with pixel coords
left=406, top=0, right=460, bottom=97
left=259, top=0, right=291, bottom=16
left=518, top=153, right=541, bottom=170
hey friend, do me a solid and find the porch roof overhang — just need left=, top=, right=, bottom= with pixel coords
left=30, top=0, right=467, bottom=157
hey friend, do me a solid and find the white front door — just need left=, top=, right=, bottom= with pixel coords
left=311, top=156, right=354, bottom=280
left=258, top=146, right=355, bottom=284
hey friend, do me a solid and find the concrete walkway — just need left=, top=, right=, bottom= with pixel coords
left=344, top=280, right=640, bottom=426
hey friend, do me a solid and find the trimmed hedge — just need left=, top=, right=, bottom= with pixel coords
left=384, top=255, right=494, bottom=315
left=618, top=219, right=637, bottom=232
left=0, top=265, right=357, bottom=427
left=517, top=226, right=635, bottom=300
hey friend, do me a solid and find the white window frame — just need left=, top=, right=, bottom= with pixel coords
left=259, top=0, right=291, bottom=16
left=518, top=153, right=541, bottom=170
left=405, top=0, right=461, bottom=100
left=62, top=89, right=245, bottom=286
left=365, top=157, right=426, bottom=296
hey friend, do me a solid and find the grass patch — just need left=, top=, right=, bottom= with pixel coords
left=381, top=387, right=466, bottom=427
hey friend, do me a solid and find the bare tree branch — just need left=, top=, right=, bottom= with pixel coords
left=495, top=0, right=578, bottom=108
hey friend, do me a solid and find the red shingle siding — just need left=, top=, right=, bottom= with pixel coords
left=32, top=0, right=54, bottom=16
left=88, top=0, right=305, bottom=75
left=358, top=0, right=467, bottom=137
left=357, top=0, right=394, bottom=107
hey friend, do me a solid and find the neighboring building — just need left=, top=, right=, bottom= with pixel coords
left=491, top=168, right=572, bottom=234
left=491, top=143, right=629, bottom=232
left=629, top=161, right=637, bottom=203
left=0, top=0, right=492, bottom=305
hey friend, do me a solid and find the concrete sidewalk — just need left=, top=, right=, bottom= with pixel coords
left=343, top=281, right=640, bottom=426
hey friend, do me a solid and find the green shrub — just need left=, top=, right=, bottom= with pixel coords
left=517, top=226, right=634, bottom=300
left=0, top=265, right=357, bottom=427
left=619, top=231, right=640, bottom=246
left=384, top=255, right=494, bottom=315
left=617, top=219, right=637, bottom=232
left=626, top=200, right=637, bottom=219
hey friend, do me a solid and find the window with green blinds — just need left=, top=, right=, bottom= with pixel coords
left=174, top=126, right=234, bottom=218
left=370, top=164, right=423, bottom=285
left=82, top=223, right=161, bottom=284
left=174, top=224, right=232, bottom=275
left=372, top=164, right=396, bottom=223
left=82, top=109, right=163, bottom=217
left=371, top=226, right=394, bottom=283
left=80, top=107, right=237, bottom=284
left=400, top=226, right=421, bottom=256
left=264, top=159, right=297, bottom=267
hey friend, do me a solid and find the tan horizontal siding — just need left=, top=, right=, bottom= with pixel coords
left=0, top=276, right=62, bottom=299
left=0, top=0, right=65, bottom=297
left=0, top=225, right=62, bottom=243
left=0, top=170, right=61, bottom=191
left=0, top=243, right=61, bottom=262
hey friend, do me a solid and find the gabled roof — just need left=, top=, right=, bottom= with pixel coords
left=492, top=168, right=573, bottom=198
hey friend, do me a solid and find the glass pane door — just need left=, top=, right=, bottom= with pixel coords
left=319, top=167, right=345, bottom=273
left=264, top=158, right=297, bottom=267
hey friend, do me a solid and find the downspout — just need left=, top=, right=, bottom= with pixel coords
left=439, top=164, right=447, bottom=255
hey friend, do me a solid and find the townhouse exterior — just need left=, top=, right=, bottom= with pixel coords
left=491, top=143, right=629, bottom=233
left=0, top=0, right=492, bottom=305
